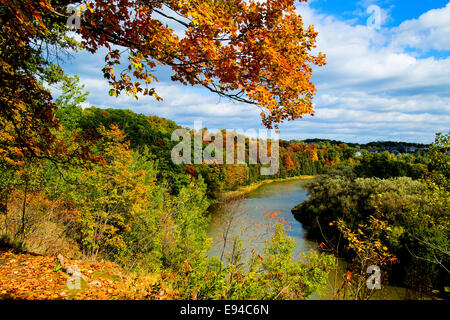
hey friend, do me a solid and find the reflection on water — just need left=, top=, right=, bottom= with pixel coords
left=207, top=179, right=317, bottom=263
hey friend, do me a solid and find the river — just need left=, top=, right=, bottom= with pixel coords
left=207, top=178, right=316, bottom=263
left=207, top=178, right=421, bottom=300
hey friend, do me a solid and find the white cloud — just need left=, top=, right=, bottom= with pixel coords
left=286, top=2, right=450, bottom=143
left=58, top=1, right=450, bottom=144
left=76, top=76, right=260, bottom=131
left=392, top=2, right=450, bottom=51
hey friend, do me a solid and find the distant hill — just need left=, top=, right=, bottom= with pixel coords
left=362, top=141, right=429, bottom=149
left=298, top=138, right=430, bottom=150
left=77, top=109, right=430, bottom=155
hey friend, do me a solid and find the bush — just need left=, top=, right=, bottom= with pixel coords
left=292, top=174, right=449, bottom=293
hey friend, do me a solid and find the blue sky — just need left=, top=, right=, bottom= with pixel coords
left=61, top=0, right=450, bottom=144
left=309, top=0, right=449, bottom=27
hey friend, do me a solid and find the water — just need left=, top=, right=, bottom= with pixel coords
left=207, top=178, right=317, bottom=264
left=207, top=178, right=422, bottom=300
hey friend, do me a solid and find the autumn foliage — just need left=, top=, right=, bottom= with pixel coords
left=80, top=0, right=324, bottom=128
left=0, top=0, right=325, bottom=169
left=0, top=250, right=176, bottom=300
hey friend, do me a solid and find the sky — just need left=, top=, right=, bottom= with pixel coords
left=61, top=0, right=450, bottom=144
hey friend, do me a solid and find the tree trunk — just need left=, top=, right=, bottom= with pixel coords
left=18, top=180, right=28, bottom=240
left=0, top=189, right=7, bottom=216
left=0, top=189, right=8, bottom=235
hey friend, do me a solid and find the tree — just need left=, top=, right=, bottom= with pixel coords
left=427, top=132, right=450, bottom=191
left=333, top=213, right=397, bottom=300
left=254, top=224, right=334, bottom=299
left=82, top=0, right=325, bottom=128
left=54, top=74, right=89, bottom=131
left=1, top=0, right=325, bottom=158
left=77, top=125, right=150, bottom=260
left=405, top=132, right=449, bottom=279
left=0, top=0, right=79, bottom=166
left=172, top=223, right=334, bottom=300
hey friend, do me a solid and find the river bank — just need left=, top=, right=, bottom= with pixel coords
left=208, top=178, right=430, bottom=300
left=208, top=178, right=317, bottom=263
left=216, top=175, right=316, bottom=202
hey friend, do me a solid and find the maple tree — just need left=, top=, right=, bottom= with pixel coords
left=0, top=0, right=325, bottom=169
left=78, top=0, right=325, bottom=129
left=0, top=0, right=78, bottom=167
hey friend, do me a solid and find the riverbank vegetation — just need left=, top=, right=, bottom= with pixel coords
left=292, top=133, right=449, bottom=299
left=217, top=175, right=315, bottom=201
left=0, top=75, right=343, bottom=300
